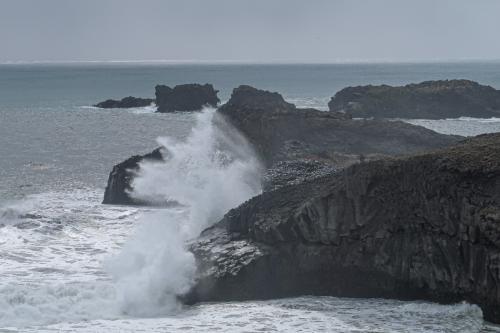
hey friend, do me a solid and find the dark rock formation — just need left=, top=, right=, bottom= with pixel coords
left=328, top=79, right=500, bottom=119
left=187, top=133, right=500, bottom=324
left=103, top=85, right=462, bottom=205
left=262, top=159, right=336, bottom=191
left=155, top=84, right=220, bottom=112
left=102, top=148, right=163, bottom=205
left=94, top=96, right=154, bottom=108
left=219, top=85, right=461, bottom=167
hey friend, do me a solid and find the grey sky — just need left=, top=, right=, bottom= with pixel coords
left=1, top=0, right=499, bottom=63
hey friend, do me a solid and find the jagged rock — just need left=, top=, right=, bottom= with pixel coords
left=219, top=85, right=461, bottom=167
left=155, top=83, right=220, bottom=112
left=102, top=148, right=163, bottom=205
left=94, top=96, right=154, bottom=108
left=328, top=79, right=500, bottom=119
left=186, top=133, right=500, bottom=324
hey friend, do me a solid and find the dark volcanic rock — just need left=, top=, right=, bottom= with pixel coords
left=102, top=148, right=163, bottom=205
left=155, top=84, right=220, bottom=112
left=329, top=79, right=500, bottom=119
left=219, top=85, right=461, bottom=168
left=94, top=96, right=154, bottom=108
left=262, top=159, right=336, bottom=191
left=187, top=133, right=500, bottom=324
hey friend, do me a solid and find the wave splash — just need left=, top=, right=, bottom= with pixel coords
left=0, top=107, right=262, bottom=327
left=104, top=107, right=262, bottom=316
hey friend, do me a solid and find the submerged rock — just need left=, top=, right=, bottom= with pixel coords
left=94, top=96, right=154, bottom=108
left=328, top=79, right=500, bottom=119
left=187, top=133, right=500, bottom=324
left=102, top=148, right=164, bottom=205
left=155, top=83, right=220, bottom=112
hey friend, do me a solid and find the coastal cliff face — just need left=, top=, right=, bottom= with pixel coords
left=328, top=79, right=500, bottom=119
left=187, top=133, right=500, bottom=323
left=155, top=84, right=220, bottom=112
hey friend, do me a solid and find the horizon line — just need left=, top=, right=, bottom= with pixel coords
left=1, top=57, right=500, bottom=66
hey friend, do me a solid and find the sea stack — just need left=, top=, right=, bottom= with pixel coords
left=155, top=83, right=220, bottom=112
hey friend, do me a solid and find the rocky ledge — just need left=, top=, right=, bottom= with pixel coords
left=155, top=83, right=220, bottom=112
left=186, top=133, right=500, bottom=324
left=94, top=96, right=154, bottom=108
left=329, top=79, right=500, bottom=119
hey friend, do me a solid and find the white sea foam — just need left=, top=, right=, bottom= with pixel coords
left=80, top=103, right=157, bottom=114
left=106, top=107, right=262, bottom=316
left=404, top=117, right=500, bottom=136
left=0, top=107, right=262, bottom=328
left=1, top=108, right=498, bottom=331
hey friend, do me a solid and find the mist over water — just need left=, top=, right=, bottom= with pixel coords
left=105, top=107, right=262, bottom=316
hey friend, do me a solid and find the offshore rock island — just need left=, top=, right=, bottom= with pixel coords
left=93, top=83, right=219, bottom=112
left=329, top=79, right=500, bottom=119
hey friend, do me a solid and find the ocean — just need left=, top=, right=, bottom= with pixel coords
left=1, top=62, right=500, bottom=332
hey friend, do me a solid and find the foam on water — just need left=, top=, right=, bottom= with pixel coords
left=106, top=107, right=262, bottom=316
left=9, top=297, right=498, bottom=333
left=1, top=108, right=500, bottom=331
left=80, top=104, right=157, bottom=114
left=404, top=117, right=500, bottom=136
left=0, top=107, right=263, bottom=328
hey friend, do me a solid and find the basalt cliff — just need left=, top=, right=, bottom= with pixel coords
left=187, top=133, right=500, bottom=324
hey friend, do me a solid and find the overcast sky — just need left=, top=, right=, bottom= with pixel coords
left=1, top=0, right=499, bottom=63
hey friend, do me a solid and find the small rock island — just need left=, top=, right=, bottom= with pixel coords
left=93, top=83, right=219, bottom=112
left=329, top=79, right=500, bottom=119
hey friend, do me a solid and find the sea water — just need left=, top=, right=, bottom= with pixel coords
left=1, top=62, right=500, bottom=332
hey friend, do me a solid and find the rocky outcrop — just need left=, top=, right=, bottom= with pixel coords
left=94, top=96, right=154, bottom=108
left=102, top=148, right=163, bottom=205
left=103, top=85, right=461, bottom=205
left=219, top=85, right=461, bottom=167
left=155, top=84, right=220, bottom=112
left=187, top=133, right=500, bottom=324
left=328, top=79, right=500, bottom=119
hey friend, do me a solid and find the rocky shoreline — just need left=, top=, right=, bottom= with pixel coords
left=101, top=80, right=500, bottom=323
left=102, top=84, right=461, bottom=204
left=186, top=133, right=500, bottom=323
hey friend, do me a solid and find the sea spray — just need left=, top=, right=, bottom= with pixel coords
left=105, top=107, right=262, bottom=316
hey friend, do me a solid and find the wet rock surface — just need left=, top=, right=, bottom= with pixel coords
left=187, top=133, right=500, bottom=324
left=219, top=85, right=462, bottom=167
left=102, top=148, right=163, bottom=205
left=329, top=79, right=500, bottom=119
left=155, top=83, right=220, bottom=112
left=94, top=96, right=154, bottom=108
